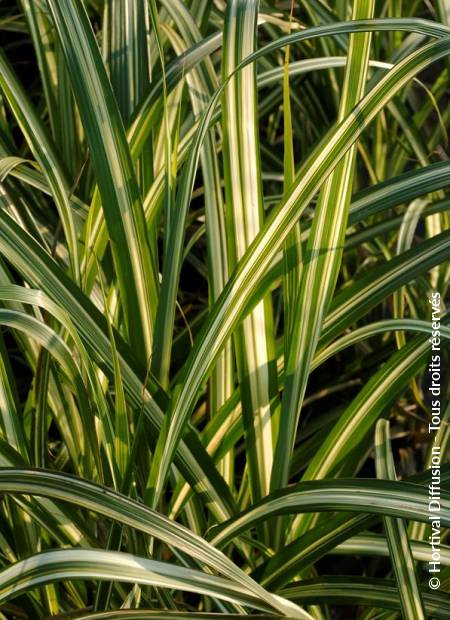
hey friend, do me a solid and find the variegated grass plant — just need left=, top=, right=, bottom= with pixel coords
left=0, top=0, right=449, bottom=618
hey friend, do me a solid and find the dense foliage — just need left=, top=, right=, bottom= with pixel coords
left=0, top=0, right=449, bottom=618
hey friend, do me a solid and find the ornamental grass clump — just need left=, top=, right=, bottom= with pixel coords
left=0, top=0, right=448, bottom=618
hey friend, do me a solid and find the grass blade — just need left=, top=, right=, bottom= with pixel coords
left=272, top=0, right=376, bottom=491
left=221, top=0, right=279, bottom=502
left=46, top=0, right=158, bottom=365
left=375, top=420, right=427, bottom=620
